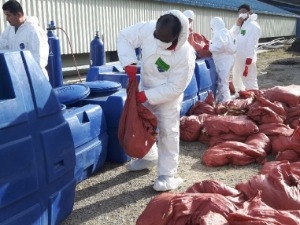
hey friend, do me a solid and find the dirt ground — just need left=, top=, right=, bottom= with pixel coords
left=62, top=45, right=300, bottom=225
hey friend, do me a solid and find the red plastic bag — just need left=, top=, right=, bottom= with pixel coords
left=118, top=78, right=157, bottom=158
left=188, top=32, right=212, bottom=59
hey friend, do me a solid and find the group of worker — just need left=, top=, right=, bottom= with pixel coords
left=0, top=0, right=261, bottom=192
left=183, top=5, right=261, bottom=103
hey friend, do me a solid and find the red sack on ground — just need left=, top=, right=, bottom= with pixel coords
left=188, top=101, right=216, bottom=116
left=118, top=78, right=157, bottom=158
left=263, top=85, right=300, bottom=107
left=236, top=161, right=300, bottom=210
left=180, top=115, right=203, bottom=142
left=203, top=115, right=259, bottom=137
left=271, top=127, right=300, bottom=153
left=202, top=139, right=267, bottom=167
left=228, top=193, right=300, bottom=225
left=275, top=150, right=300, bottom=162
left=136, top=192, right=238, bottom=225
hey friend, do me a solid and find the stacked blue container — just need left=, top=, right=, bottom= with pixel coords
left=63, top=104, right=108, bottom=184
left=80, top=89, right=131, bottom=164
left=86, top=64, right=140, bottom=88
left=180, top=74, right=199, bottom=117
left=0, top=51, right=76, bottom=225
left=204, top=57, right=218, bottom=96
left=194, top=58, right=218, bottom=101
left=86, top=63, right=121, bottom=81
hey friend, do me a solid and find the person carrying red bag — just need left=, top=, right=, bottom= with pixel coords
left=117, top=10, right=195, bottom=192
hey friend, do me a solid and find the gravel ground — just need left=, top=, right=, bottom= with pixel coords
left=62, top=45, right=300, bottom=225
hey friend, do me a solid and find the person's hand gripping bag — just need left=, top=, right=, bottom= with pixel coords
left=118, top=69, right=158, bottom=158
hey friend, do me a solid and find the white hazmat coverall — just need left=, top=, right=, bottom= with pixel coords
left=231, top=14, right=261, bottom=93
left=117, top=10, right=195, bottom=191
left=0, top=16, right=49, bottom=80
left=209, top=17, right=236, bottom=103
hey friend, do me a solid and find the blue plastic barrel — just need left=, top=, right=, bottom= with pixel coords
left=47, top=21, right=63, bottom=88
left=90, top=31, right=105, bottom=67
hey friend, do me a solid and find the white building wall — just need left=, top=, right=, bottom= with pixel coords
left=0, top=0, right=296, bottom=55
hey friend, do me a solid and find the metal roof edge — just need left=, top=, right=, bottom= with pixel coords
left=153, top=0, right=299, bottom=18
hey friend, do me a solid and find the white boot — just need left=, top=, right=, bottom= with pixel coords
left=153, top=175, right=183, bottom=192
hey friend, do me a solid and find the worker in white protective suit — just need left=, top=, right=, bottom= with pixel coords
left=183, top=10, right=194, bottom=29
left=207, top=17, right=236, bottom=103
left=230, top=4, right=261, bottom=94
left=117, top=10, right=195, bottom=192
left=0, top=0, right=49, bottom=80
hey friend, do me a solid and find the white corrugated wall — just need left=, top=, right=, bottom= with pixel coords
left=0, top=0, right=296, bottom=55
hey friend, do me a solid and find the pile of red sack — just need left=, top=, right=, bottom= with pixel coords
left=180, top=85, right=300, bottom=166
left=135, top=85, right=300, bottom=224
left=136, top=161, right=300, bottom=225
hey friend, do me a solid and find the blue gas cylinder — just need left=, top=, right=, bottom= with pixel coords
left=47, top=20, right=63, bottom=88
left=90, top=31, right=105, bottom=67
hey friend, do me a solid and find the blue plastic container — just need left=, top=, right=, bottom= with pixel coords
left=183, top=73, right=198, bottom=101
left=86, top=63, right=120, bottom=81
left=86, top=63, right=141, bottom=86
left=204, top=57, right=218, bottom=96
left=0, top=50, right=76, bottom=225
left=198, top=90, right=210, bottom=101
left=97, top=71, right=140, bottom=88
left=180, top=95, right=199, bottom=117
left=64, top=104, right=108, bottom=183
left=194, top=58, right=212, bottom=92
left=53, top=83, right=91, bottom=106
left=180, top=73, right=199, bottom=116
left=84, top=80, right=122, bottom=96
left=80, top=89, right=130, bottom=163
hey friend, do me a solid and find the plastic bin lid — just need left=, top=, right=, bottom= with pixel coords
left=84, top=80, right=122, bottom=94
left=53, top=83, right=90, bottom=105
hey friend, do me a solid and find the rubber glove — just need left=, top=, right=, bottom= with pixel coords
left=243, top=65, right=248, bottom=77
left=203, top=43, right=209, bottom=51
left=245, top=58, right=252, bottom=65
left=124, top=65, right=137, bottom=80
left=136, top=91, right=147, bottom=103
left=243, top=58, right=252, bottom=77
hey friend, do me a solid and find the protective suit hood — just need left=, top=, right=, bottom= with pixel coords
left=183, top=10, right=195, bottom=20
left=249, top=13, right=258, bottom=21
left=25, top=16, right=39, bottom=26
left=210, top=17, right=225, bottom=31
left=161, top=9, right=189, bottom=49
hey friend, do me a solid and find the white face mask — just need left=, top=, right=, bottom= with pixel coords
left=156, top=39, right=172, bottom=50
left=239, top=13, right=248, bottom=19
